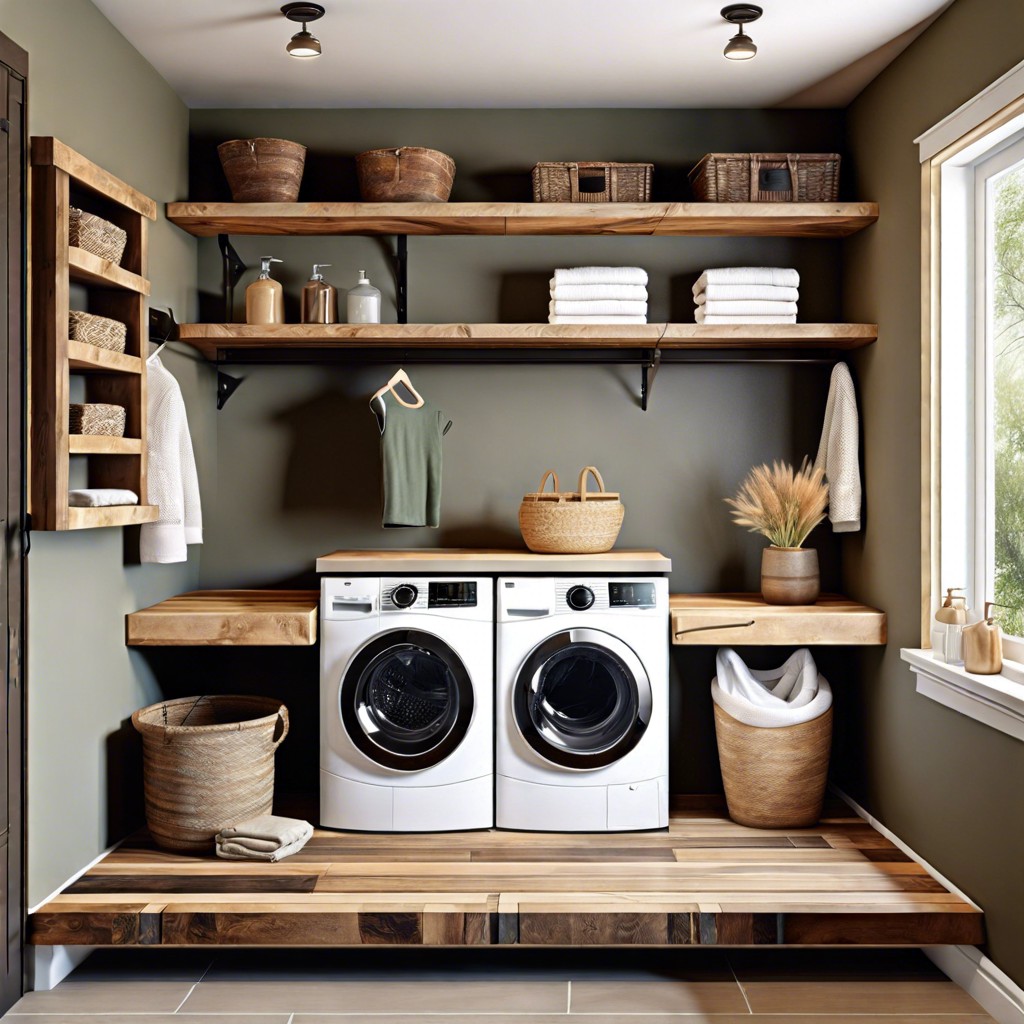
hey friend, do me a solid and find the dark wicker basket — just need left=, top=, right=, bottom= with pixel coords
left=689, top=153, right=840, bottom=202
left=218, top=138, right=306, bottom=202
left=356, top=147, right=455, bottom=202
left=68, top=310, right=127, bottom=353
left=69, top=207, right=127, bottom=265
left=532, top=162, right=653, bottom=203
left=69, top=403, right=126, bottom=437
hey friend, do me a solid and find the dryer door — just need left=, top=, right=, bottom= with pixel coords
left=341, top=629, right=474, bottom=771
left=512, top=628, right=652, bottom=770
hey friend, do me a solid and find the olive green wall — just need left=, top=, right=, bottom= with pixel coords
left=0, top=0, right=213, bottom=907
left=841, top=0, right=1024, bottom=987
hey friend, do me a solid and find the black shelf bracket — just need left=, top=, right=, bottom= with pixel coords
left=394, top=235, right=408, bottom=324
left=219, top=234, right=248, bottom=323
left=641, top=348, right=662, bottom=412
left=217, top=370, right=244, bottom=410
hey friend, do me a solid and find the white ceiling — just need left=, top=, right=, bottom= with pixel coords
left=92, top=0, right=954, bottom=109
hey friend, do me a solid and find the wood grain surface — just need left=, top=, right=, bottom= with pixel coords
left=314, top=548, right=672, bottom=573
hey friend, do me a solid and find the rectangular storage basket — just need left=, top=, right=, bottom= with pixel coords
left=68, top=310, right=127, bottom=353
left=689, top=153, right=840, bottom=202
left=69, top=206, right=128, bottom=265
left=532, top=162, right=653, bottom=203
left=69, top=403, right=126, bottom=437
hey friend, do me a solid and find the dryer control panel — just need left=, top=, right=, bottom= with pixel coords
left=428, top=581, right=477, bottom=608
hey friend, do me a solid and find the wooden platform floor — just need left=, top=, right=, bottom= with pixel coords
left=29, top=798, right=983, bottom=949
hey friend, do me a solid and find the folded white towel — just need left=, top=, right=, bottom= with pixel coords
left=553, top=266, right=648, bottom=287
left=549, top=315, right=649, bottom=324
left=693, top=267, right=800, bottom=295
left=68, top=488, right=139, bottom=507
left=215, top=814, right=313, bottom=862
left=695, top=310, right=797, bottom=324
left=549, top=281, right=649, bottom=301
left=696, top=299, right=799, bottom=316
left=815, top=362, right=861, bottom=533
left=549, top=299, right=648, bottom=316
left=696, top=284, right=799, bottom=303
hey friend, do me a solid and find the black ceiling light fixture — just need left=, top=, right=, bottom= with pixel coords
left=721, top=4, right=762, bottom=61
left=282, top=2, right=325, bottom=59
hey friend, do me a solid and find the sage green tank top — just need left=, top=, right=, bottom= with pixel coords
left=377, top=391, right=451, bottom=528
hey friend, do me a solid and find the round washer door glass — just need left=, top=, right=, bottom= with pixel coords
left=513, top=628, right=652, bottom=770
left=341, top=629, right=474, bottom=771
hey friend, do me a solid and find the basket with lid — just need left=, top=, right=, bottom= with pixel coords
left=519, top=467, right=625, bottom=554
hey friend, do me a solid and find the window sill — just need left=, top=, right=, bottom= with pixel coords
left=901, top=648, right=1024, bottom=742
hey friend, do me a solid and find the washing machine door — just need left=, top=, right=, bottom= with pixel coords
left=340, top=629, right=474, bottom=771
left=512, top=628, right=652, bottom=770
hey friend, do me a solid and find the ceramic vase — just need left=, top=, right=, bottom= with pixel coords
left=761, top=546, right=820, bottom=605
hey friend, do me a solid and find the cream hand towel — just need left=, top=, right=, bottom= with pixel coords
left=696, top=299, right=799, bottom=316
left=695, top=310, right=797, bottom=324
left=693, top=267, right=800, bottom=295
left=815, top=362, right=861, bottom=532
left=549, top=299, right=648, bottom=316
left=553, top=266, right=648, bottom=287
left=215, top=815, right=313, bottom=862
left=68, top=488, right=139, bottom=507
left=548, top=315, right=649, bottom=324
left=549, top=281, right=649, bottom=301
left=696, top=284, right=799, bottom=303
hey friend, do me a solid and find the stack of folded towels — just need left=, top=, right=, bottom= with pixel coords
left=693, top=267, right=799, bottom=324
left=215, top=814, right=313, bottom=862
left=549, top=267, right=648, bottom=324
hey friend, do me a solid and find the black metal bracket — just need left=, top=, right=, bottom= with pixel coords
left=217, top=371, right=244, bottom=410
left=218, top=234, right=248, bottom=323
left=393, top=235, right=408, bottom=324
left=148, top=307, right=178, bottom=343
left=641, top=348, right=662, bottom=412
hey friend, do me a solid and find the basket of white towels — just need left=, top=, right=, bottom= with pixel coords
left=694, top=266, right=799, bottom=324
left=549, top=266, right=648, bottom=324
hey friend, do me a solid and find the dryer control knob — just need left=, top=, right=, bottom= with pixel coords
left=391, top=584, right=418, bottom=608
left=566, top=585, right=595, bottom=611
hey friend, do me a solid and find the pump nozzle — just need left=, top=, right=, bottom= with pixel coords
left=259, top=257, right=283, bottom=279
left=311, top=264, right=332, bottom=279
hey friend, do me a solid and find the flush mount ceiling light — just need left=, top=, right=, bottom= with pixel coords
left=721, top=4, right=762, bottom=61
left=282, top=2, right=325, bottom=58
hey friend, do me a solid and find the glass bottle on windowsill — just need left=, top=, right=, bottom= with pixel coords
left=934, top=587, right=968, bottom=665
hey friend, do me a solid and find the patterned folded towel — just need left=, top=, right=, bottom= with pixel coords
left=549, top=299, right=648, bottom=316
left=695, top=310, right=797, bottom=324
left=696, top=284, right=799, bottom=303
left=695, top=299, right=799, bottom=316
left=215, top=815, right=313, bottom=862
left=549, top=281, right=649, bottom=301
left=68, top=488, right=139, bottom=507
left=692, top=267, right=800, bottom=295
left=549, top=315, right=649, bottom=324
left=553, top=266, right=648, bottom=287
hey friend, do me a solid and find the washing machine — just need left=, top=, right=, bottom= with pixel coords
left=496, top=575, right=669, bottom=831
left=320, top=575, right=492, bottom=831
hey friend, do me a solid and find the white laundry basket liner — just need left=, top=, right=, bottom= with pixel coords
left=711, top=648, right=832, bottom=727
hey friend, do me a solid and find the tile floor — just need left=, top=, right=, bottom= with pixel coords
left=3, top=948, right=995, bottom=1022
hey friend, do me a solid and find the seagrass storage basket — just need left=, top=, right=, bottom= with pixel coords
left=519, top=467, right=625, bottom=554
left=217, top=138, right=306, bottom=202
left=713, top=703, right=832, bottom=828
left=68, top=310, right=127, bottom=353
left=689, top=153, right=840, bottom=203
left=69, top=206, right=127, bottom=265
left=68, top=403, right=126, bottom=437
left=356, top=147, right=455, bottom=202
left=532, top=162, right=653, bottom=203
left=132, top=695, right=290, bottom=852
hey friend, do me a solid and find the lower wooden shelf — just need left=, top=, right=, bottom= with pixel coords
left=66, top=505, right=159, bottom=530
left=67, top=339, right=143, bottom=375
left=671, top=594, right=887, bottom=646
left=68, top=435, right=142, bottom=455
left=28, top=796, right=982, bottom=948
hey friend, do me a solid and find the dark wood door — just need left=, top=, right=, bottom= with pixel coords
left=0, top=31, right=26, bottom=1014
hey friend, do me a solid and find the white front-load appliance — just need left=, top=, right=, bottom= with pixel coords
left=496, top=575, right=669, bottom=831
left=320, top=576, right=492, bottom=831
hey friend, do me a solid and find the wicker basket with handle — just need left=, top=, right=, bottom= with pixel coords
left=532, top=162, right=653, bottom=203
left=217, top=138, right=307, bottom=202
left=356, top=147, right=456, bottom=202
left=519, top=467, right=625, bottom=554
left=69, top=403, right=126, bottom=437
left=68, top=310, right=127, bottom=353
left=132, top=695, right=290, bottom=852
left=69, top=207, right=127, bottom=265
left=689, top=153, right=840, bottom=203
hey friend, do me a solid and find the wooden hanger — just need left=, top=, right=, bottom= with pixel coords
left=370, top=368, right=425, bottom=409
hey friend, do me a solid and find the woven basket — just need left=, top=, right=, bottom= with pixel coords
left=132, top=695, right=289, bottom=852
left=532, top=162, right=653, bottom=203
left=69, top=403, right=126, bottom=437
left=356, top=147, right=455, bottom=202
left=218, top=138, right=306, bottom=202
left=69, top=207, right=127, bottom=265
left=689, top=153, right=840, bottom=203
left=68, top=310, right=127, bottom=353
left=714, top=703, right=832, bottom=828
left=519, top=467, right=625, bottom=554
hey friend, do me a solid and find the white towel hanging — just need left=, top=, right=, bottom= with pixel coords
left=815, top=362, right=862, bottom=533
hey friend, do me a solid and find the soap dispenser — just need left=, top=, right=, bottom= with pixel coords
left=301, top=264, right=337, bottom=324
left=935, top=587, right=968, bottom=665
left=346, top=270, right=381, bottom=324
left=963, top=602, right=1004, bottom=674
left=246, top=257, right=284, bottom=325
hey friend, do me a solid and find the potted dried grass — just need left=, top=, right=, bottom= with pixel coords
left=725, top=459, right=829, bottom=605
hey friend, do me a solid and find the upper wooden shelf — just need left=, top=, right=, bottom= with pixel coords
left=316, top=548, right=672, bottom=574
left=165, top=201, right=878, bottom=238
left=68, top=435, right=142, bottom=456
left=67, top=340, right=142, bottom=375
left=69, top=247, right=150, bottom=295
left=176, top=322, right=877, bottom=360
left=126, top=590, right=319, bottom=646
left=671, top=593, right=887, bottom=646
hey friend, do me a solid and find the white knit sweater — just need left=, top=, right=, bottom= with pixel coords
left=140, top=356, right=202, bottom=563
left=815, top=362, right=861, bottom=533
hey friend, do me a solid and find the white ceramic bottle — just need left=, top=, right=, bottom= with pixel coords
left=346, top=270, right=381, bottom=324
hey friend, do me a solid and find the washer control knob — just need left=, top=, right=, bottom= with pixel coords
left=391, top=584, right=418, bottom=609
left=566, top=585, right=595, bottom=611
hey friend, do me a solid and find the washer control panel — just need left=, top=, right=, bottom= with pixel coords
left=608, top=581, right=657, bottom=608
left=428, top=580, right=477, bottom=608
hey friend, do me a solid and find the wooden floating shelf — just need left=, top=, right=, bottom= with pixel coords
left=176, top=323, right=878, bottom=360
left=166, top=201, right=878, bottom=238
left=66, top=505, right=159, bottom=530
left=68, top=247, right=150, bottom=295
left=126, top=590, right=320, bottom=646
left=671, top=593, right=887, bottom=646
left=68, top=435, right=142, bottom=455
left=67, top=340, right=142, bottom=375
left=316, top=548, right=672, bottom=574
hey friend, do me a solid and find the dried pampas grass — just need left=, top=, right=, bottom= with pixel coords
left=725, top=458, right=829, bottom=549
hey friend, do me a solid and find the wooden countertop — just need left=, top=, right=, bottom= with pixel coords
left=315, top=548, right=672, bottom=574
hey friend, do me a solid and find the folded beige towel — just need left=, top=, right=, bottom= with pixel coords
left=215, top=815, right=313, bottom=862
